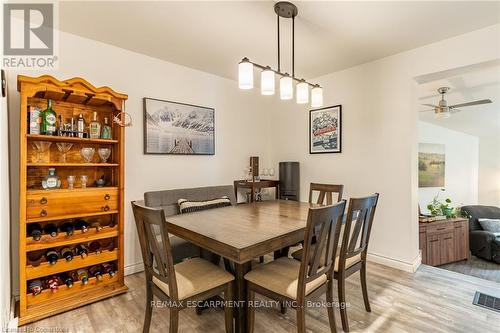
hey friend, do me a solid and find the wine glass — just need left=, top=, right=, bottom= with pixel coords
left=98, top=148, right=111, bottom=163
left=80, top=175, right=88, bottom=188
left=32, top=141, right=52, bottom=163
left=80, top=147, right=95, bottom=163
left=67, top=175, right=75, bottom=190
left=56, top=143, right=73, bottom=163
left=269, top=168, right=276, bottom=178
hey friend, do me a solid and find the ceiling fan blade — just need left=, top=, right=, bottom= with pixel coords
left=421, top=103, right=438, bottom=108
left=449, top=109, right=461, bottom=114
left=419, top=109, right=434, bottom=113
left=449, top=99, right=492, bottom=108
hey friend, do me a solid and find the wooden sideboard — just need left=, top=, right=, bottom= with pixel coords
left=419, top=218, right=469, bottom=266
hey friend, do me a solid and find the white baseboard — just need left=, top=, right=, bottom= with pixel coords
left=367, top=252, right=421, bottom=273
left=124, top=261, right=144, bottom=276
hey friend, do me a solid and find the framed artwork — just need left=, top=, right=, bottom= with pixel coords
left=418, top=143, right=445, bottom=187
left=309, top=105, right=342, bottom=154
left=143, top=97, right=215, bottom=155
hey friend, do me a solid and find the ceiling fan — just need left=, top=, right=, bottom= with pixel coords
left=420, top=87, right=492, bottom=119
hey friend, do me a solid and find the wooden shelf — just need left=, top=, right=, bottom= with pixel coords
left=26, top=134, right=118, bottom=145
left=27, top=187, right=118, bottom=194
left=26, top=210, right=119, bottom=224
left=26, top=249, right=119, bottom=280
left=27, top=163, right=119, bottom=167
left=26, top=225, right=119, bottom=252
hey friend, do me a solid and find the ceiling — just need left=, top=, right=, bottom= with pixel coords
left=59, top=1, right=500, bottom=80
left=418, top=64, right=500, bottom=140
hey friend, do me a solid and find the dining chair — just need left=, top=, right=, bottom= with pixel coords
left=335, top=193, right=379, bottom=332
left=131, top=201, right=235, bottom=333
left=245, top=200, right=347, bottom=333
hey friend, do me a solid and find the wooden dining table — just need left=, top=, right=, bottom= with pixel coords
left=165, top=199, right=315, bottom=333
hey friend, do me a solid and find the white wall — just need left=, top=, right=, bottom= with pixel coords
left=418, top=121, right=478, bottom=213
left=478, top=136, right=500, bottom=206
left=269, top=24, right=500, bottom=271
left=6, top=31, right=275, bottom=294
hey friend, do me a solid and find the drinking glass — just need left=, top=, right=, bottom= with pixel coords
left=98, top=148, right=111, bottom=163
left=67, top=175, right=75, bottom=189
left=269, top=168, right=276, bottom=177
left=56, top=143, right=73, bottom=163
left=80, top=175, right=88, bottom=188
left=80, top=147, right=95, bottom=163
left=32, top=141, right=52, bottom=163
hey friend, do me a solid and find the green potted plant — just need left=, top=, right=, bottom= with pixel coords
left=426, top=189, right=456, bottom=219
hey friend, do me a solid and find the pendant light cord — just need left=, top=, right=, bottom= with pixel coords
left=277, top=15, right=280, bottom=72
left=292, top=16, right=295, bottom=77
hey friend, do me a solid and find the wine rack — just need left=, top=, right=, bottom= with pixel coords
left=17, top=75, right=128, bottom=325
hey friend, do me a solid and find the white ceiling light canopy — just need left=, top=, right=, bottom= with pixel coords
left=237, top=1, right=323, bottom=107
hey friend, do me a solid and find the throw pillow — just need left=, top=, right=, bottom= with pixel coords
left=478, top=218, right=500, bottom=236
left=178, top=196, right=232, bottom=214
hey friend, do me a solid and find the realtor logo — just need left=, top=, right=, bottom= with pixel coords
left=2, top=2, right=58, bottom=69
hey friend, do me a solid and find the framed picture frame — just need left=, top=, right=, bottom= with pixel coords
left=143, top=97, right=215, bottom=155
left=309, top=105, right=342, bottom=154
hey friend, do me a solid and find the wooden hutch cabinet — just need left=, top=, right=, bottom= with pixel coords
left=17, top=75, right=128, bottom=325
left=419, top=218, right=470, bottom=266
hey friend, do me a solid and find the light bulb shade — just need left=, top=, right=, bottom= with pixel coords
left=280, top=76, right=293, bottom=100
left=296, top=82, right=309, bottom=104
left=311, top=86, right=323, bottom=107
left=239, top=61, right=254, bottom=89
left=261, top=69, right=275, bottom=95
left=434, top=111, right=450, bottom=119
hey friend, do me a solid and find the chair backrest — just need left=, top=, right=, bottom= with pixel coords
left=338, top=194, right=379, bottom=269
left=131, top=201, right=179, bottom=300
left=309, top=183, right=344, bottom=205
left=298, top=200, right=346, bottom=293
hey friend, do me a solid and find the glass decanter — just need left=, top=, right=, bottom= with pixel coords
left=42, top=168, right=61, bottom=190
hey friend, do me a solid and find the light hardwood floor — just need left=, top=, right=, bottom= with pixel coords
left=439, top=256, right=500, bottom=284
left=23, top=262, right=500, bottom=332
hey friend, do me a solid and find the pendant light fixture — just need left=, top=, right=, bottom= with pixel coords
left=238, top=1, right=323, bottom=108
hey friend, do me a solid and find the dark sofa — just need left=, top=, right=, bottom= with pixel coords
left=461, top=205, right=500, bottom=263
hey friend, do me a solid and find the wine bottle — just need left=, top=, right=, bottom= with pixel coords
left=27, top=223, right=42, bottom=241
left=100, top=117, right=112, bottom=139
left=89, top=265, right=103, bottom=281
left=60, top=247, right=73, bottom=262
left=91, top=221, right=102, bottom=232
left=102, top=262, right=116, bottom=277
left=45, top=249, right=59, bottom=265
left=88, top=241, right=102, bottom=254
left=28, top=279, right=43, bottom=295
left=75, top=244, right=88, bottom=259
left=40, top=99, right=57, bottom=136
left=27, top=251, right=44, bottom=267
left=89, top=112, right=101, bottom=139
left=75, top=219, right=89, bottom=233
left=77, top=269, right=89, bottom=285
left=43, top=223, right=58, bottom=237
left=60, top=221, right=74, bottom=237
left=77, top=113, right=85, bottom=138
left=60, top=273, right=74, bottom=288
left=44, top=276, right=60, bottom=293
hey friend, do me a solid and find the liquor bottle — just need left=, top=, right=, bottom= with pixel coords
left=28, top=279, right=43, bottom=295
left=60, top=273, right=73, bottom=288
left=77, top=113, right=85, bottom=138
left=27, top=223, right=43, bottom=241
left=91, top=221, right=102, bottom=232
left=89, top=112, right=101, bottom=139
left=60, top=247, right=73, bottom=262
left=100, top=117, right=112, bottom=139
left=57, top=114, right=64, bottom=136
left=41, top=168, right=61, bottom=190
left=40, top=99, right=57, bottom=135
left=75, top=219, right=89, bottom=233
left=43, top=223, right=58, bottom=237
left=88, top=241, right=102, bottom=254
left=102, top=262, right=116, bottom=277
left=77, top=268, right=89, bottom=285
left=89, top=265, right=103, bottom=281
left=60, top=221, right=74, bottom=237
left=44, top=276, right=60, bottom=293
left=28, top=106, right=41, bottom=135
left=27, top=251, right=44, bottom=266
left=45, top=249, right=59, bottom=265
left=75, top=244, right=88, bottom=259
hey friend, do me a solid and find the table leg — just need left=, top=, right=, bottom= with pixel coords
left=234, top=261, right=252, bottom=333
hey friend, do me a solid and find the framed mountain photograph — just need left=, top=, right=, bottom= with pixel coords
left=309, top=105, right=342, bottom=154
left=143, top=98, right=215, bottom=155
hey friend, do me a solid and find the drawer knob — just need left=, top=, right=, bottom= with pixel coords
left=104, top=194, right=111, bottom=200
left=101, top=205, right=110, bottom=212
left=40, top=209, right=47, bottom=217
left=40, top=197, right=48, bottom=205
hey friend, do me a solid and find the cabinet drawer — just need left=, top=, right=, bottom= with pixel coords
left=426, top=223, right=453, bottom=235
left=26, top=188, right=118, bottom=220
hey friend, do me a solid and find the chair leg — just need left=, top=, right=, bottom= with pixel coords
left=259, top=256, right=264, bottom=263
left=247, top=288, right=255, bottom=333
left=296, top=304, right=306, bottom=333
left=360, top=261, right=371, bottom=312
left=280, top=301, right=287, bottom=314
left=326, top=279, right=337, bottom=333
left=225, top=283, right=234, bottom=333
left=143, top=285, right=153, bottom=333
left=169, top=308, right=179, bottom=333
left=338, top=275, right=349, bottom=332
